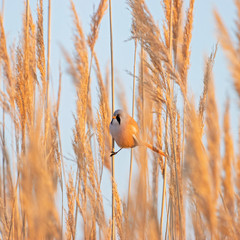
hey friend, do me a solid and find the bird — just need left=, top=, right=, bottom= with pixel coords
left=109, top=109, right=167, bottom=157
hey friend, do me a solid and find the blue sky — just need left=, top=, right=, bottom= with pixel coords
left=2, top=0, right=238, bottom=235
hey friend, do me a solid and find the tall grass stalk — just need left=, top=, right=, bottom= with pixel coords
left=0, top=1, right=5, bottom=221
left=160, top=1, right=173, bottom=238
left=46, top=0, right=51, bottom=109
left=108, top=0, right=115, bottom=239
left=165, top=198, right=171, bottom=240
left=56, top=68, right=64, bottom=240
left=160, top=157, right=167, bottom=238
left=2, top=70, right=5, bottom=228
left=1, top=0, right=6, bottom=229
left=127, top=38, right=137, bottom=211
left=1, top=0, right=4, bottom=18
left=22, top=0, right=30, bottom=154
left=21, top=1, right=30, bottom=237
left=140, top=40, right=144, bottom=130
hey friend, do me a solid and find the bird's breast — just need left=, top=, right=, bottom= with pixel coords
left=109, top=122, right=136, bottom=148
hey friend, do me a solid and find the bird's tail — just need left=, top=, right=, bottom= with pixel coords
left=144, top=142, right=167, bottom=157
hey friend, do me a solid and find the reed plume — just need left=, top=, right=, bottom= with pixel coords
left=1, top=0, right=240, bottom=239
left=215, top=1, right=240, bottom=97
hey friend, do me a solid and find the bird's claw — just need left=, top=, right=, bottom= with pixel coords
left=110, top=148, right=123, bottom=157
left=110, top=151, right=117, bottom=157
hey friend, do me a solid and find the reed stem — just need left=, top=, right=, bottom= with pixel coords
left=46, top=0, right=51, bottom=108
left=1, top=0, right=4, bottom=18
left=165, top=198, right=171, bottom=240
left=160, top=1, right=173, bottom=238
left=1, top=0, right=6, bottom=224
left=160, top=157, right=167, bottom=239
left=109, top=0, right=115, bottom=239
left=127, top=39, right=137, bottom=211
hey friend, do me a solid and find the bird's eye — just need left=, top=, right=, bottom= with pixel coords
left=116, top=114, right=121, bottom=124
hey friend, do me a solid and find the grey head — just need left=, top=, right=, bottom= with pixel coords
left=110, top=109, right=126, bottom=125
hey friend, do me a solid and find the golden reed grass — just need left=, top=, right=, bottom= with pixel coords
left=0, top=0, right=240, bottom=239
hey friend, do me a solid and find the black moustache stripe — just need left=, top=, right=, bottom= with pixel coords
left=116, top=115, right=121, bottom=124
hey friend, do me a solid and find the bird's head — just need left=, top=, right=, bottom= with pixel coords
left=110, top=109, right=125, bottom=125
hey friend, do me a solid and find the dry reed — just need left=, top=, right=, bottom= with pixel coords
left=1, top=0, right=240, bottom=239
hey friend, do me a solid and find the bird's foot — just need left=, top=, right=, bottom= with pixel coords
left=110, top=148, right=123, bottom=157
left=110, top=151, right=117, bottom=157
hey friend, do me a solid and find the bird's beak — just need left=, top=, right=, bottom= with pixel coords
left=111, top=115, right=116, bottom=125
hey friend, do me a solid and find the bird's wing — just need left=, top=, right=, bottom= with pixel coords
left=128, top=117, right=140, bottom=146
left=128, top=117, right=138, bottom=134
